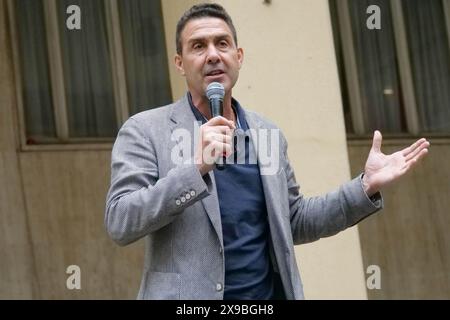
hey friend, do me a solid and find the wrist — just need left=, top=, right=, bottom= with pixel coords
left=362, top=173, right=376, bottom=197
left=196, top=162, right=213, bottom=176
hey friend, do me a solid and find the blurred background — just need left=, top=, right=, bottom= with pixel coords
left=0, top=0, right=448, bottom=299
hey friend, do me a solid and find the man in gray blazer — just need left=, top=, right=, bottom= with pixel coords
left=105, top=3, right=429, bottom=300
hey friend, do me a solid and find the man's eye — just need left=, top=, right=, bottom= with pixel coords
left=193, top=43, right=203, bottom=50
left=219, top=41, right=228, bottom=47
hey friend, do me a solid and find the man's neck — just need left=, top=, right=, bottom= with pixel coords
left=190, top=91, right=236, bottom=122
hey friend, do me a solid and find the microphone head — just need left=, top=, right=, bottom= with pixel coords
left=206, top=82, right=225, bottom=101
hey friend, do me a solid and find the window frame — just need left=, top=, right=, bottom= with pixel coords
left=7, top=0, right=171, bottom=151
left=333, top=0, right=450, bottom=140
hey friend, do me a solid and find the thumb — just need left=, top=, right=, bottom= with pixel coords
left=372, top=130, right=382, bottom=152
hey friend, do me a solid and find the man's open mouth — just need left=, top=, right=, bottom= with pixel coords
left=206, top=70, right=225, bottom=76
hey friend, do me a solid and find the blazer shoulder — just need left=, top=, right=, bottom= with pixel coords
left=128, top=102, right=175, bottom=126
left=113, top=103, right=176, bottom=148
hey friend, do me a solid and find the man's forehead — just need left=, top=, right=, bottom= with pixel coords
left=182, top=17, right=233, bottom=42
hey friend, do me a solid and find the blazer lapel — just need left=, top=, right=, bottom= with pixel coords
left=245, top=111, right=295, bottom=295
left=244, top=112, right=284, bottom=212
left=245, top=112, right=286, bottom=225
left=168, top=95, right=223, bottom=247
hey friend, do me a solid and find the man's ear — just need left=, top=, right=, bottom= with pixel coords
left=237, top=48, right=244, bottom=70
left=174, top=54, right=185, bottom=76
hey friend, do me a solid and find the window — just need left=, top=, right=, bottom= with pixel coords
left=8, top=0, right=172, bottom=146
left=330, top=0, right=450, bottom=137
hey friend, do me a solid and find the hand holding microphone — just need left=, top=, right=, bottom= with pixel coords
left=207, top=82, right=227, bottom=170
left=195, top=82, right=235, bottom=176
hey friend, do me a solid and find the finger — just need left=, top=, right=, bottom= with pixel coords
left=404, top=138, right=427, bottom=156
left=405, top=140, right=430, bottom=162
left=205, top=125, right=235, bottom=135
left=207, top=133, right=232, bottom=145
left=401, top=138, right=427, bottom=157
left=223, top=143, right=233, bottom=157
left=211, top=141, right=233, bottom=158
left=406, top=148, right=428, bottom=165
left=371, top=130, right=382, bottom=153
left=202, top=141, right=233, bottom=164
left=205, top=116, right=235, bottom=129
left=404, top=148, right=428, bottom=171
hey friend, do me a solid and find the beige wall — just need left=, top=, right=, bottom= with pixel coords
left=161, top=0, right=196, bottom=100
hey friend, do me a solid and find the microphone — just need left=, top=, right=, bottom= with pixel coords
left=206, top=82, right=226, bottom=170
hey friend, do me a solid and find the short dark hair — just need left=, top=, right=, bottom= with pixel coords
left=176, top=3, right=238, bottom=55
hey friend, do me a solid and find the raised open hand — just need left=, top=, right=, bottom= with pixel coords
left=362, top=131, right=430, bottom=196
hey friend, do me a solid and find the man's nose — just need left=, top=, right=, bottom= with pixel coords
left=206, top=44, right=220, bottom=64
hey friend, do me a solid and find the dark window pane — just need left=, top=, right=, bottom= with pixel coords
left=349, top=0, right=407, bottom=134
left=403, top=0, right=450, bottom=133
left=15, top=0, right=56, bottom=142
left=118, top=0, right=172, bottom=115
left=329, top=0, right=354, bottom=134
left=58, top=0, right=117, bottom=138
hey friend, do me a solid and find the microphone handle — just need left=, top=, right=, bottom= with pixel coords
left=209, top=98, right=225, bottom=170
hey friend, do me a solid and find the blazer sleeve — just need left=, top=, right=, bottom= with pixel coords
left=105, top=117, right=212, bottom=246
left=280, top=134, right=384, bottom=245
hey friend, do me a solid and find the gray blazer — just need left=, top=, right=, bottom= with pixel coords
left=105, top=94, right=383, bottom=300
